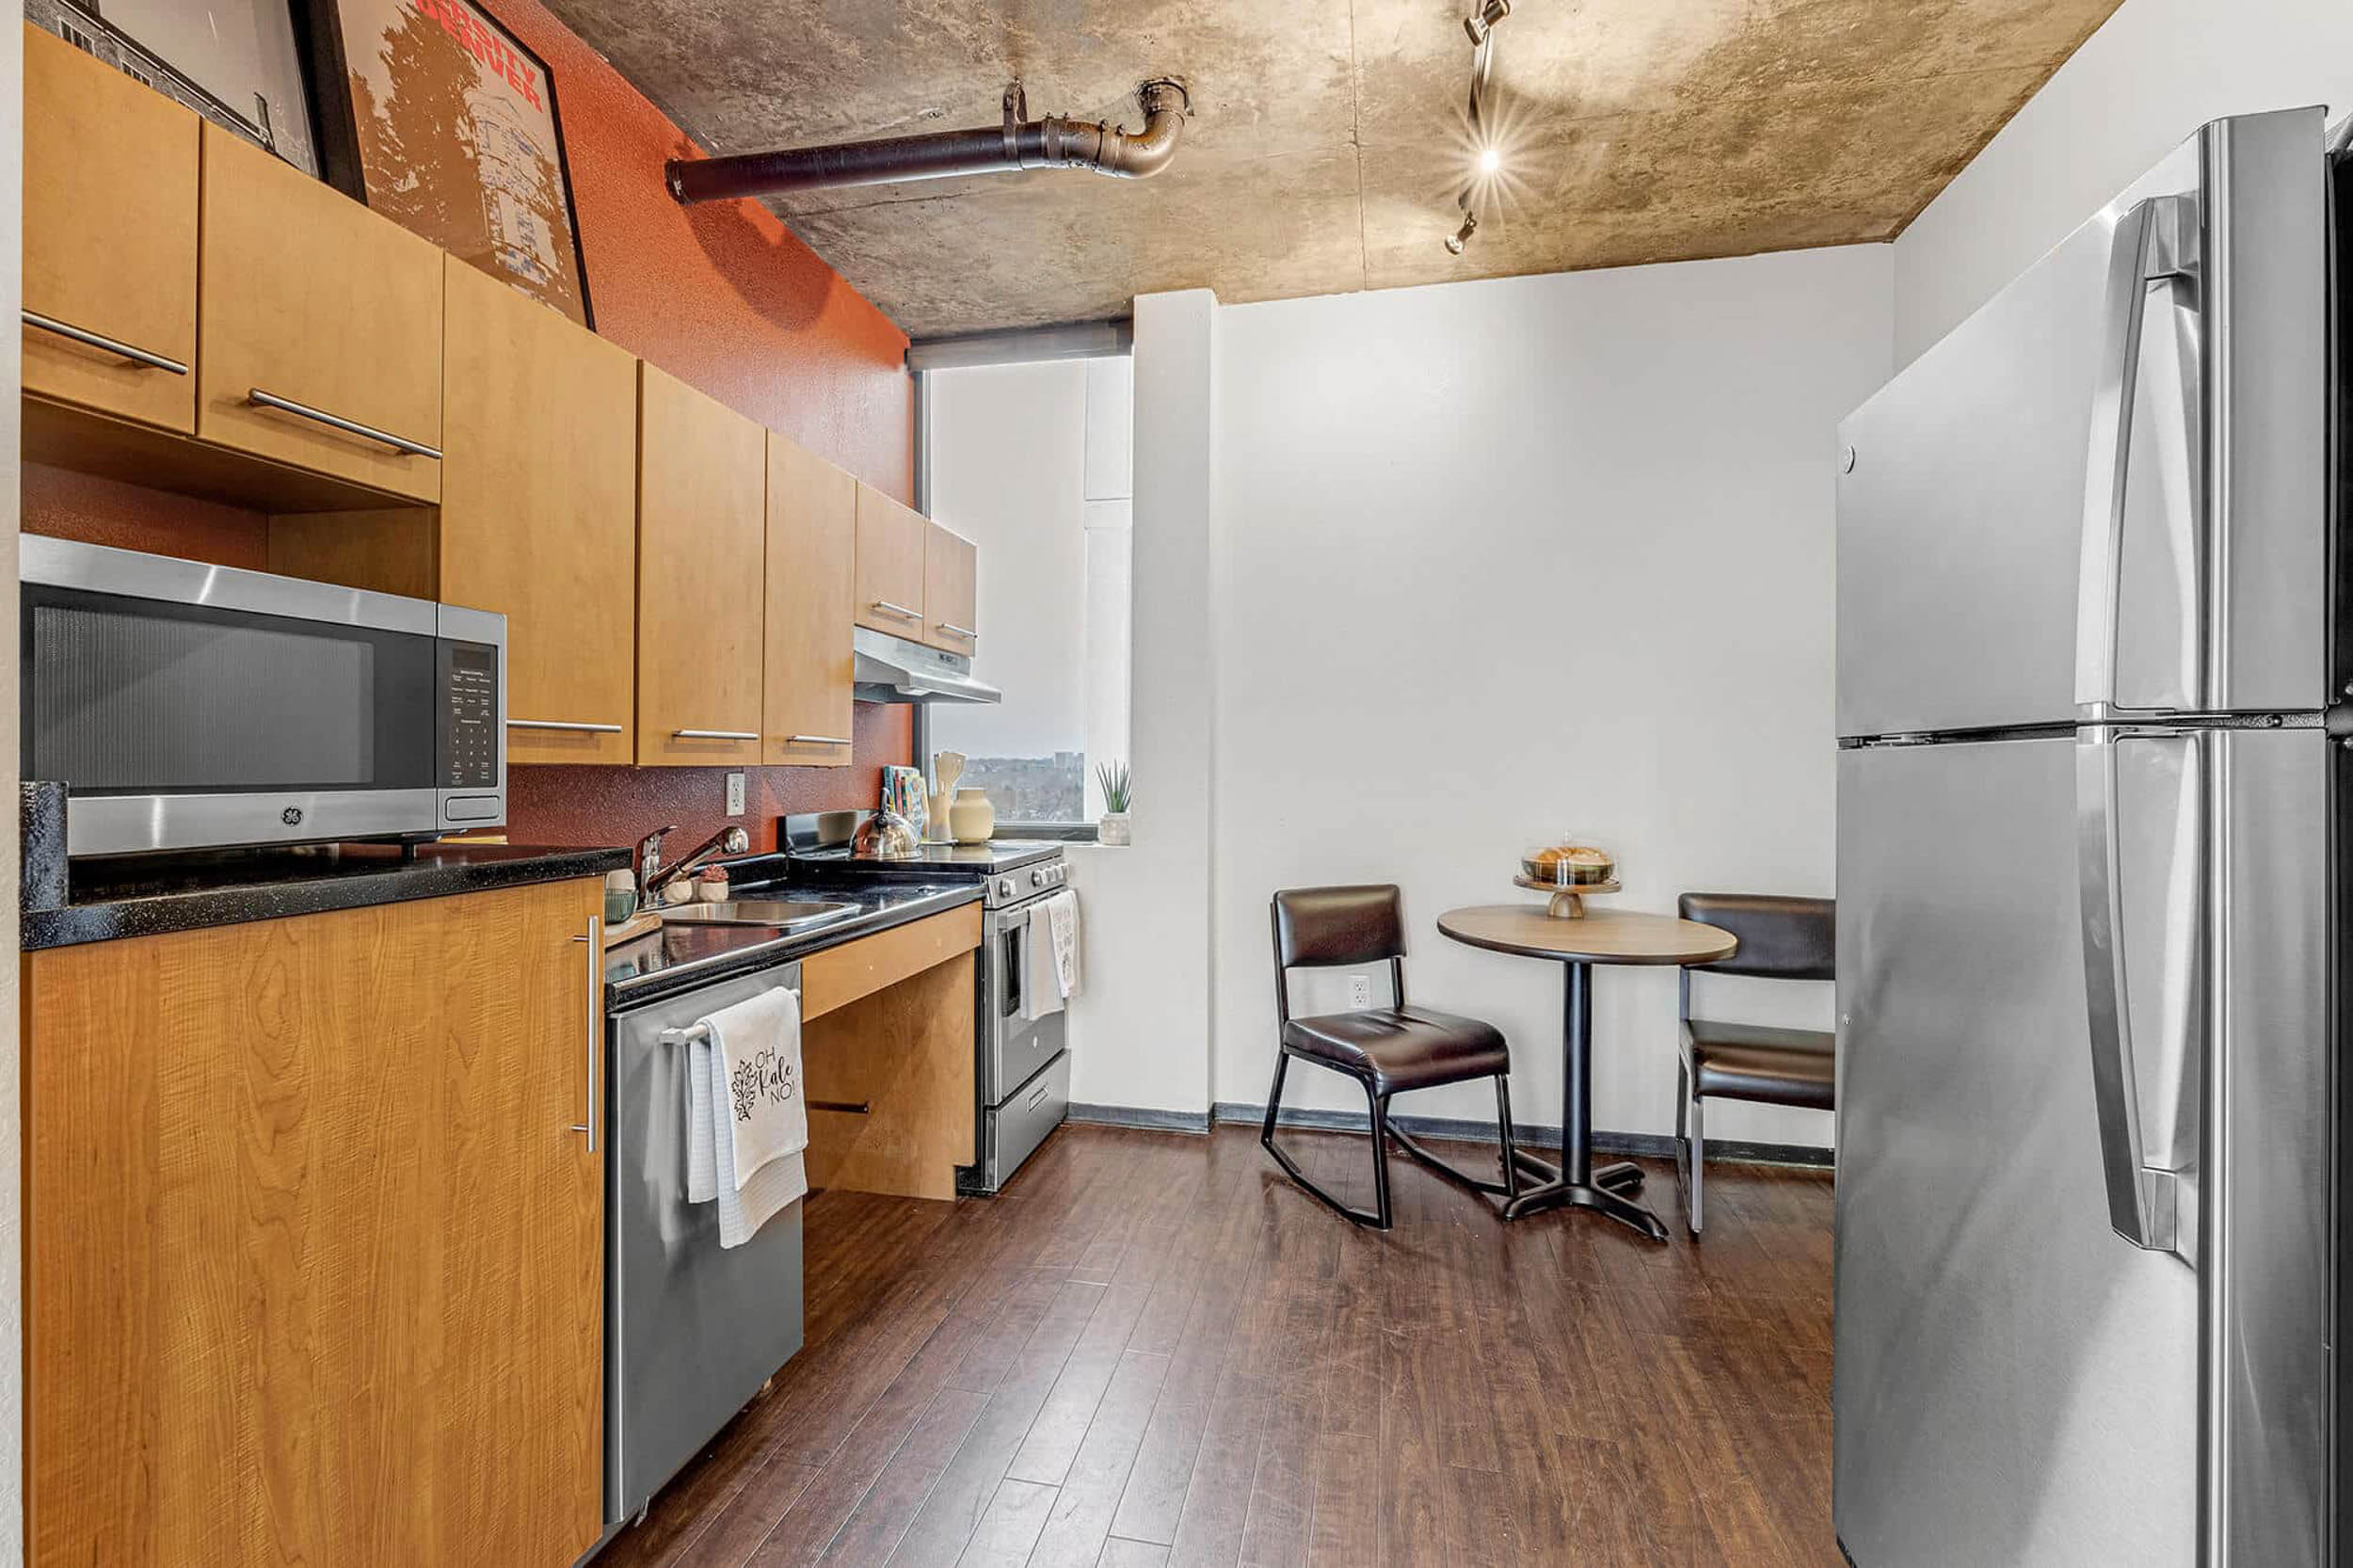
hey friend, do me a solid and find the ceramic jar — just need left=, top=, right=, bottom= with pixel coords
left=950, top=788, right=996, bottom=844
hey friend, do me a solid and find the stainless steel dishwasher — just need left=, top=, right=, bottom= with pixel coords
left=606, top=959, right=805, bottom=1527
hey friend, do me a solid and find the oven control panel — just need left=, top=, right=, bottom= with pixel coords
left=990, top=858, right=1067, bottom=907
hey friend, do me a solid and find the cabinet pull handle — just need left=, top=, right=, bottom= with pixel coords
left=248, top=388, right=443, bottom=460
left=23, top=310, right=189, bottom=375
left=572, top=919, right=602, bottom=1153
left=810, top=1098, right=871, bottom=1115
left=509, top=719, right=624, bottom=734
left=787, top=734, right=853, bottom=746
left=870, top=600, right=922, bottom=622
left=936, top=622, right=979, bottom=642
left=673, top=728, right=758, bottom=741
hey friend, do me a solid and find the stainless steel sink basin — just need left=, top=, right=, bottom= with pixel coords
left=658, top=899, right=859, bottom=932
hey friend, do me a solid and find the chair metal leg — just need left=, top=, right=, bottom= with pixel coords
left=1259, top=1048, right=1394, bottom=1229
left=1368, top=1087, right=1394, bottom=1230
left=1688, top=1087, right=1706, bottom=1237
left=1674, top=1060, right=1691, bottom=1224
left=1384, top=1073, right=1534, bottom=1195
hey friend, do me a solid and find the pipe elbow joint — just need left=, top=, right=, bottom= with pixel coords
left=1097, top=78, right=1190, bottom=179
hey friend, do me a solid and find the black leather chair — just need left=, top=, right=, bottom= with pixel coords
left=1262, top=885, right=1521, bottom=1229
left=1675, top=892, right=1835, bottom=1236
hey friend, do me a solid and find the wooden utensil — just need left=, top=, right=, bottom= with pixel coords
left=935, top=751, right=967, bottom=798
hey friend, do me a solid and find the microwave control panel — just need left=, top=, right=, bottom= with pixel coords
left=440, top=641, right=500, bottom=790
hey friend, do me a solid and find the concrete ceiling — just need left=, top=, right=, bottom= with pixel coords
left=542, top=0, right=2125, bottom=339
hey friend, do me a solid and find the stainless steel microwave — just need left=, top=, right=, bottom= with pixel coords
left=20, top=537, right=505, bottom=856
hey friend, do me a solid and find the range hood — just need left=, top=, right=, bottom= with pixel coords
left=853, top=626, right=1001, bottom=705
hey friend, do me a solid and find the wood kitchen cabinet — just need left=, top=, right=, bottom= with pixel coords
left=637, top=362, right=767, bottom=766
left=922, top=520, right=980, bottom=654
left=441, top=259, right=640, bottom=765
left=765, top=436, right=858, bottom=767
left=198, top=124, right=445, bottom=502
left=23, top=23, right=200, bottom=434
left=854, top=481, right=929, bottom=637
left=26, top=878, right=606, bottom=1568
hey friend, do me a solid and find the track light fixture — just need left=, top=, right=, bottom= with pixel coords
left=1446, top=0, right=1511, bottom=252
left=1465, top=0, right=1512, bottom=46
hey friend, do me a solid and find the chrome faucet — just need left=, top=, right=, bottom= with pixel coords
left=643, top=824, right=750, bottom=901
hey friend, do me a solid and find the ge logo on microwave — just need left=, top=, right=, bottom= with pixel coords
left=281, top=807, right=305, bottom=826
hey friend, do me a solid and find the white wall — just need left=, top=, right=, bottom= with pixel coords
left=1064, top=292, right=1218, bottom=1116
left=1896, top=0, right=2353, bottom=362
left=1207, top=248, right=1889, bottom=1146
left=926, top=361, right=1090, bottom=762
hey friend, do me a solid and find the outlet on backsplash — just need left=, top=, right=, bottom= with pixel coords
left=726, top=772, right=746, bottom=816
left=1348, top=973, right=1374, bottom=1010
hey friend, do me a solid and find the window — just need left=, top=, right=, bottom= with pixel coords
left=923, top=355, right=1132, bottom=830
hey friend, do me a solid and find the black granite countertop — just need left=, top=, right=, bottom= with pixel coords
left=602, top=875, right=982, bottom=1010
left=24, top=841, right=632, bottom=951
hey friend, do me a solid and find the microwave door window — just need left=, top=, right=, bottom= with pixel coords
left=24, top=589, right=438, bottom=796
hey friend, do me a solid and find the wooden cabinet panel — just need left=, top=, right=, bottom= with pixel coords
left=801, top=904, right=983, bottom=1020
left=765, top=436, right=857, bottom=767
left=197, top=126, right=444, bottom=501
left=802, top=953, right=977, bottom=1201
left=854, top=482, right=927, bottom=636
left=441, top=260, right=639, bottom=765
left=27, top=879, right=605, bottom=1568
left=24, top=24, right=200, bottom=432
left=636, top=363, right=766, bottom=766
left=921, top=521, right=979, bottom=654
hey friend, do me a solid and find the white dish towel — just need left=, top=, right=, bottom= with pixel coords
left=1024, top=890, right=1082, bottom=1020
left=685, top=986, right=808, bottom=1247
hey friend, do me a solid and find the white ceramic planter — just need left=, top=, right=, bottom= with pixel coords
left=1097, top=811, right=1131, bottom=846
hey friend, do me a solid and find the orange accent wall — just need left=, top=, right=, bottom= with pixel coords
left=25, top=0, right=920, bottom=855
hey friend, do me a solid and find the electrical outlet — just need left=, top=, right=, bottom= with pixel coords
left=725, top=772, right=747, bottom=816
left=1347, top=972, right=1374, bottom=1010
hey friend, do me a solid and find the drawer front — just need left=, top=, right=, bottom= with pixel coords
left=198, top=127, right=445, bottom=501
left=980, top=1050, right=1069, bottom=1192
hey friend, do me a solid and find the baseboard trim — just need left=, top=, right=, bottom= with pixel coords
left=1209, top=1100, right=1833, bottom=1170
left=1067, top=1102, right=1213, bottom=1134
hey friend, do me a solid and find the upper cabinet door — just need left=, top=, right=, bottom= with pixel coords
left=921, top=522, right=979, bottom=655
left=636, top=364, right=766, bottom=767
left=440, top=261, right=639, bottom=767
left=24, top=24, right=200, bottom=432
left=854, top=483, right=927, bottom=636
left=197, top=126, right=444, bottom=501
left=765, top=438, right=857, bottom=768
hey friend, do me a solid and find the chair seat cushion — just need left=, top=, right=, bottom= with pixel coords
left=1283, top=1006, right=1510, bottom=1095
left=1688, top=1017, right=1835, bottom=1110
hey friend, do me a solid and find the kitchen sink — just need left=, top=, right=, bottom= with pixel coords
left=658, top=899, right=859, bottom=932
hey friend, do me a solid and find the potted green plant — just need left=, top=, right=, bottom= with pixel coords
left=1095, top=760, right=1133, bottom=846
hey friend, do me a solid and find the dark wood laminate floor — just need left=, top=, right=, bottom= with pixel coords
left=592, top=1123, right=1837, bottom=1568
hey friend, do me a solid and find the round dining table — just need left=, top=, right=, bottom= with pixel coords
left=1436, top=904, right=1737, bottom=1240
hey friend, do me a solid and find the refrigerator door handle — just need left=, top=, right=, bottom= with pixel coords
left=2073, top=192, right=2202, bottom=716
left=2075, top=724, right=2201, bottom=1262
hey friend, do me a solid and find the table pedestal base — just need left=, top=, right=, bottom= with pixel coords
left=1499, top=1153, right=1661, bottom=1238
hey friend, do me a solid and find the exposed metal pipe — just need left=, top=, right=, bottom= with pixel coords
left=667, top=78, right=1191, bottom=205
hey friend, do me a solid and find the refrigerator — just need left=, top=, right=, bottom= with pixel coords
left=1833, top=106, right=2348, bottom=1568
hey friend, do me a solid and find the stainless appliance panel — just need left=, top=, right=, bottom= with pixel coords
left=64, top=788, right=440, bottom=857
left=1834, top=736, right=2197, bottom=1568
left=20, top=534, right=438, bottom=633
left=1836, top=108, right=2329, bottom=740
left=608, top=963, right=806, bottom=1526
left=983, top=899, right=1068, bottom=1102
left=981, top=1049, right=1070, bottom=1192
left=2202, top=726, right=2329, bottom=1567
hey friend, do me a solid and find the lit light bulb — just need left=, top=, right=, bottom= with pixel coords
left=1477, top=146, right=1501, bottom=176
left=1444, top=211, right=1478, bottom=255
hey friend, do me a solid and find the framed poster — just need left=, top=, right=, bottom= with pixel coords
left=301, top=0, right=594, bottom=328
left=28, top=0, right=321, bottom=175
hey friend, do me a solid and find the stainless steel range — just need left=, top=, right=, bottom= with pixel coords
left=781, top=812, right=1071, bottom=1193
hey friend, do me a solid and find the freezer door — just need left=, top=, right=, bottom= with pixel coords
left=1837, top=108, right=2329, bottom=740
left=1834, top=728, right=2329, bottom=1568
left=1835, top=735, right=2197, bottom=1568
